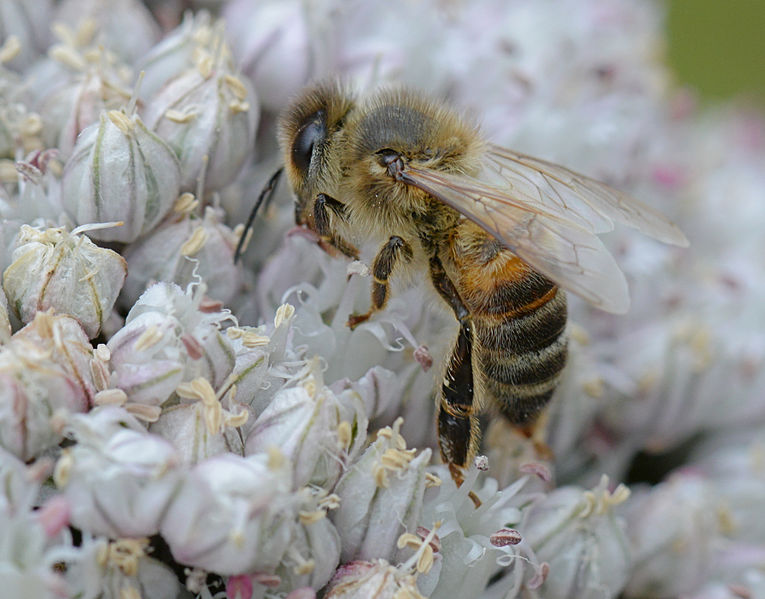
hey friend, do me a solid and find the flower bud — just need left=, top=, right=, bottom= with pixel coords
left=62, top=109, right=181, bottom=243
left=144, top=48, right=258, bottom=192
left=2, top=224, right=127, bottom=337
left=122, top=204, right=243, bottom=307
left=55, top=407, right=182, bottom=538
left=159, top=451, right=296, bottom=575
left=331, top=419, right=431, bottom=563
left=330, top=365, right=405, bottom=421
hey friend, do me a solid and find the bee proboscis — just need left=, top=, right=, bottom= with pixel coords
left=269, top=81, right=688, bottom=483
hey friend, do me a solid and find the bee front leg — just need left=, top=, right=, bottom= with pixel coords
left=347, top=236, right=413, bottom=329
left=429, top=256, right=481, bottom=491
left=310, top=193, right=360, bottom=260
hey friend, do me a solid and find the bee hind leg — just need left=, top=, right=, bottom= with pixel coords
left=429, top=256, right=482, bottom=505
left=347, top=235, right=413, bottom=329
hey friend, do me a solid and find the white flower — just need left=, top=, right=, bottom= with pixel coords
left=0, top=316, right=90, bottom=459
left=0, top=286, right=10, bottom=343
left=135, top=11, right=216, bottom=102
left=331, top=418, right=432, bottom=564
left=420, top=466, right=544, bottom=599
left=122, top=203, right=243, bottom=307
left=521, top=475, right=631, bottom=599
left=159, top=450, right=296, bottom=575
left=622, top=472, right=721, bottom=598
left=150, top=376, right=247, bottom=463
left=107, top=281, right=236, bottom=407
left=324, top=525, right=442, bottom=599
left=55, top=407, right=182, bottom=538
left=11, top=311, right=96, bottom=403
left=53, top=0, right=160, bottom=65
left=245, top=360, right=368, bottom=489
left=223, top=0, right=314, bottom=113
left=275, top=488, right=342, bottom=592
left=66, top=535, right=182, bottom=599
left=36, top=41, right=132, bottom=159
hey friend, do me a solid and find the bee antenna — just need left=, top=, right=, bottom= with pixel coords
left=233, top=167, right=284, bottom=264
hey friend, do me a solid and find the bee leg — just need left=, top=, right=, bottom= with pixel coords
left=312, top=193, right=360, bottom=259
left=517, top=410, right=554, bottom=461
left=347, top=236, right=413, bottom=329
left=429, top=256, right=481, bottom=502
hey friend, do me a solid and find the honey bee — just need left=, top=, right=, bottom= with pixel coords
left=270, top=81, right=688, bottom=483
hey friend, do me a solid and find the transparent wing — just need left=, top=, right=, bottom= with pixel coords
left=485, top=144, right=689, bottom=246
left=401, top=165, right=633, bottom=313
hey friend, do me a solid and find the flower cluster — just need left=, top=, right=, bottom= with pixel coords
left=0, top=0, right=763, bottom=598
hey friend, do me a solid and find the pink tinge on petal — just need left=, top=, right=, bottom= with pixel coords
left=36, top=495, right=71, bottom=538
left=416, top=526, right=441, bottom=553
left=181, top=333, right=204, bottom=360
left=413, top=345, right=433, bottom=371
left=251, top=573, right=281, bottom=588
left=226, top=574, right=253, bottom=599
left=652, top=165, right=686, bottom=190
left=519, top=462, right=552, bottom=482
left=285, top=588, right=317, bottom=599
left=527, top=562, right=550, bottom=590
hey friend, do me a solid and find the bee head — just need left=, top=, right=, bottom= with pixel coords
left=278, top=81, right=355, bottom=214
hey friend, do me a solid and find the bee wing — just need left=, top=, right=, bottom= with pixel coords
left=401, top=164, right=632, bottom=312
left=485, top=144, right=689, bottom=246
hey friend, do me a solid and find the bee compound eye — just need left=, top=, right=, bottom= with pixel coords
left=292, top=112, right=326, bottom=174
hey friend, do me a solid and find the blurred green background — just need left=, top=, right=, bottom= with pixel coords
left=665, top=0, right=765, bottom=105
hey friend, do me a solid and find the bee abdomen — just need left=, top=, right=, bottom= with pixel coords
left=451, top=227, right=569, bottom=425
left=474, top=286, right=567, bottom=424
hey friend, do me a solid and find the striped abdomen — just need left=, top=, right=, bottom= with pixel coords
left=450, top=228, right=568, bottom=425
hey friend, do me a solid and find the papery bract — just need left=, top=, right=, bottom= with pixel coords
left=3, top=224, right=127, bottom=338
